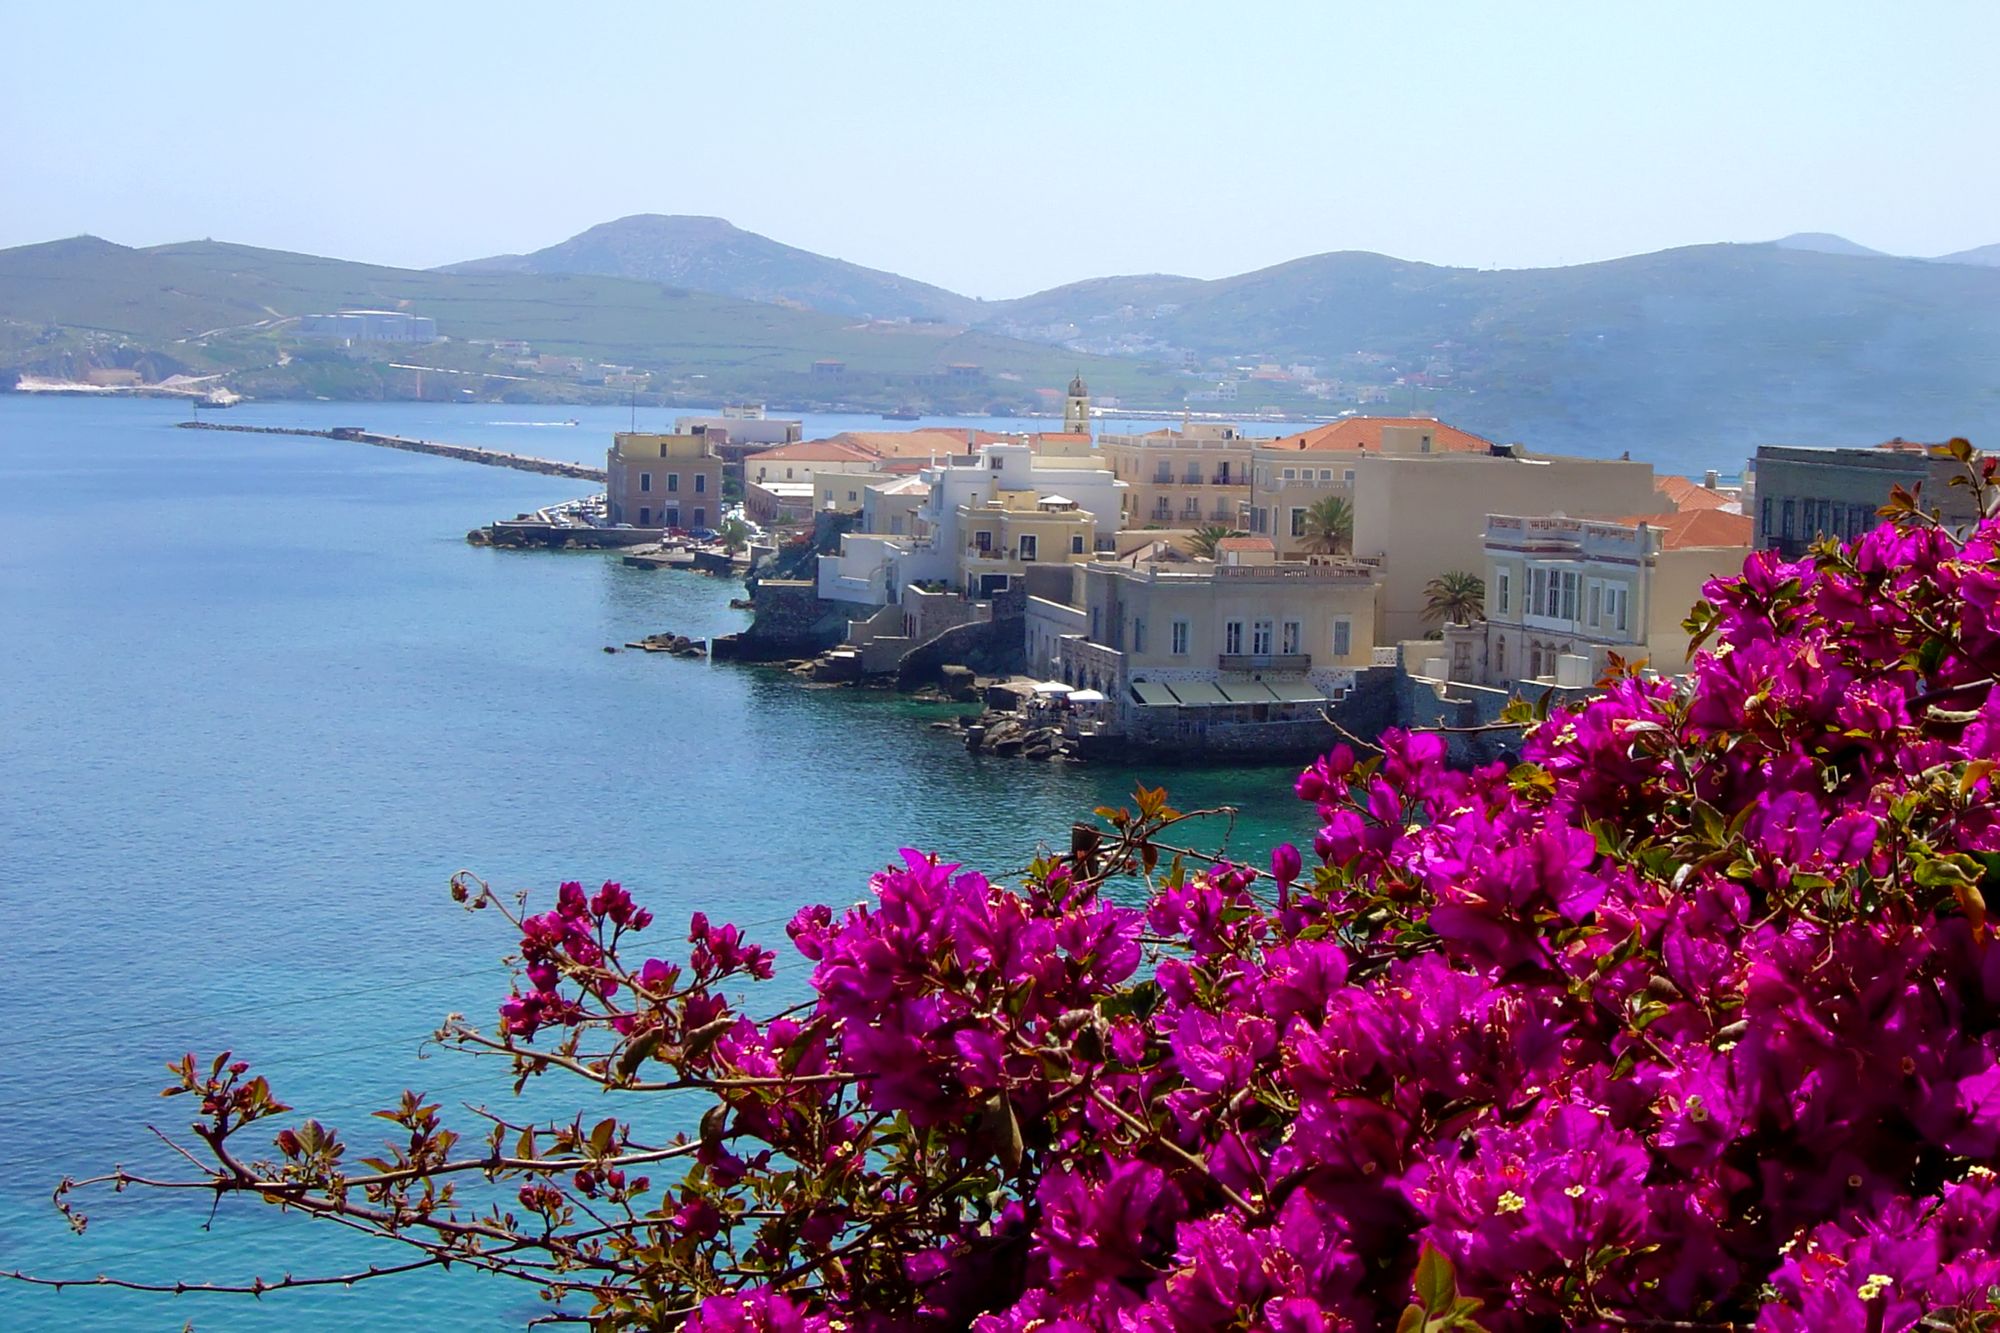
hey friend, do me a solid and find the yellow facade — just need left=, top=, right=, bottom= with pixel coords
left=606, top=432, right=724, bottom=529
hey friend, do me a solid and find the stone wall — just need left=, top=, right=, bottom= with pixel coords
left=711, top=579, right=848, bottom=661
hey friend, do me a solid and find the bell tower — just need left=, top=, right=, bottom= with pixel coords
left=1063, top=372, right=1090, bottom=436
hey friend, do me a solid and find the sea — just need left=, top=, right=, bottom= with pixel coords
left=0, top=396, right=1330, bottom=1329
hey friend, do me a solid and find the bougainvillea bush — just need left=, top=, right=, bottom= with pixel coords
left=32, top=449, right=2000, bottom=1330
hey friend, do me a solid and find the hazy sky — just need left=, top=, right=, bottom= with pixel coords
left=4, top=1, right=1995, bottom=298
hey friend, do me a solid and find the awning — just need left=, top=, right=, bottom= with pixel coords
left=1218, top=680, right=1284, bottom=704
left=1167, top=680, right=1230, bottom=707
left=1068, top=688, right=1107, bottom=704
left=1265, top=678, right=1331, bottom=703
left=1033, top=680, right=1074, bottom=695
left=1130, top=680, right=1178, bottom=707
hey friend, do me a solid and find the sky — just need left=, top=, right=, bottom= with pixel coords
left=3, top=1, right=1996, bottom=298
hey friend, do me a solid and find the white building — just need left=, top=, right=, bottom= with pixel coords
left=817, top=441, right=1126, bottom=607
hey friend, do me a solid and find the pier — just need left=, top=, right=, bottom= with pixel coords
left=175, top=420, right=607, bottom=482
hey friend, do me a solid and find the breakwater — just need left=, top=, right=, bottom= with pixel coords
left=175, top=419, right=607, bottom=481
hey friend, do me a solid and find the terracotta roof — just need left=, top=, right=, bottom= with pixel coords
left=1215, top=536, right=1275, bottom=553
left=1654, top=475, right=1733, bottom=512
left=1031, top=432, right=1092, bottom=445
left=746, top=438, right=881, bottom=464
left=1876, top=436, right=1946, bottom=453
left=1602, top=509, right=1754, bottom=550
left=1264, top=416, right=1496, bottom=454
left=832, top=429, right=989, bottom=459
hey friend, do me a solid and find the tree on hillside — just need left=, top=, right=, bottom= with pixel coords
left=1299, top=495, right=1354, bottom=555
left=1187, top=524, right=1244, bottom=559
left=1422, top=569, right=1485, bottom=623
left=31, top=443, right=2000, bottom=1333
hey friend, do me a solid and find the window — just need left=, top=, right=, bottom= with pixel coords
left=1253, top=619, right=1273, bottom=655
left=693, top=508, right=706, bottom=527
left=665, top=508, right=679, bottom=528
left=1282, top=468, right=1297, bottom=481
left=975, top=531, right=993, bottom=553
left=991, top=456, right=1004, bottom=470
left=1495, top=637, right=1507, bottom=676
left=1319, top=469, right=1333, bottom=481
left=1496, top=570, right=1510, bottom=615
left=1183, top=464, right=1201, bottom=484
left=1560, top=571, right=1578, bottom=621
left=1154, top=464, right=1172, bottom=483
left=1343, top=469, right=1355, bottom=485
left=1332, top=618, right=1352, bottom=658
left=1132, top=618, right=1146, bottom=653
left=695, top=474, right=707, bottom=494
left=1225, top=621, right=1244, bottom=654
left=1588, top=582, right=1602, bottom=626
left=1019, top=534, right=1038, bottom=562
left=1290, top=508, right=1308, bottom=538
left=1545, top=570, right=1561, bottom=618
left=639, top=473, right=652, bottom=493
left=638, top=506, right=651, bottom=526
left=1171, top=619, right=1190, bottom=654
left=1781, top=498, right=1797, bottom=539
left=1281, top=620, right=1301, bottom=654
left=1071, top=534, right=1086, bottom=554
left=1760, top=497, right=1773, bottom=540
left=847, top=490, right=858, bottom=502
left=667, top=473, right=680, bottom=492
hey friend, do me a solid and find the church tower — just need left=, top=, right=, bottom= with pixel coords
left=1063, top=372, right=1091, bottom=436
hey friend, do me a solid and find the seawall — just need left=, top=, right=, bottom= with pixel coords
left=175, top=420, right=606, bottom=482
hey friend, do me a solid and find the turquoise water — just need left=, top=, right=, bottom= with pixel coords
left=0, top=397, right=1317, bottom=1329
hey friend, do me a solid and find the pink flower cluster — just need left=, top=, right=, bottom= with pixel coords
left=520, top=512, right=2000, bottom=1329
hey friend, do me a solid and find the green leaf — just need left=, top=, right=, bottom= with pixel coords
left=1414, top=1240, right=1456, bottom=1314
left=616, top=1029, right=662, bottom=1080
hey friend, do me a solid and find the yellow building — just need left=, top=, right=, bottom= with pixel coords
left=1250, top=417, right=1499, bottom=558
left=605, top=431, right=723, bottom=529
left=1097, top=423, right=1253, bottom=528
left=957, top=491, right=1101, bottom=598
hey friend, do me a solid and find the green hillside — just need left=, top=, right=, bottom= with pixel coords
left=0, top=237, right=1179, bottom=411
left=444, top=214, right=983, bottom=324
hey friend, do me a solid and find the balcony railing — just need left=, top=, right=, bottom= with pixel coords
left=1218, top=653, right=1312, bottom=673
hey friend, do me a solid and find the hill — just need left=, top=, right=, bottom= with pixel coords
left=1772, top=232, right=1888, bottom=258
left=0, top=236, right=1176, bottom=411
left=442, top=215, right=981, bottom=324
left=1938, top=242, right=2000, bottom=268
left=977, top=242, right=2000, bottom=460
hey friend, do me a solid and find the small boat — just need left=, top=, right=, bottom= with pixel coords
left=880, top=408, right=921, bottom=421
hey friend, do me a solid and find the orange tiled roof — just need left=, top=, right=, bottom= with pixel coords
left=745, top=438, right=881, bottom=464
left=834, top=429, right=991, bottom=459
left=1654, top=475, right=1733, bottom=512
left=1215, top=536, right=1276, bottom=553
left=1264, top=416, right=1497, bottom=454
left=1876, top=436, right=1946, bottom=454
left=1601, top=509, right=1753, bottom=550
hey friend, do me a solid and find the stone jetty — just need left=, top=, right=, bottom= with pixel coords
left=176, top=421, right=605, bottom=482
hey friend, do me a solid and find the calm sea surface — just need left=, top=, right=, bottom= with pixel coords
left=0, top=396, right=1320, bottom=1329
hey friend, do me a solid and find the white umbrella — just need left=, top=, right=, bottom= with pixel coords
left=1068, top=688, right=1107, bottom=703
left=1033, top=681, right=1074, bottom=695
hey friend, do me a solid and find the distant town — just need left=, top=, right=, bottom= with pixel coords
left=445, top=378, right=1956, bottom=765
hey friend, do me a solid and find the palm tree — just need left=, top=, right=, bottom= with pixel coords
left=1188, top=525, right=1245, bottom=559
left=1299, top=495, right=1354, bottom=555
left=717, top=517, right=751, bottom=554
left=1423, top=570, right=1486, bottom=624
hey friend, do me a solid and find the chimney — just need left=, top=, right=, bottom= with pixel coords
left=1703, top=469, right=1719, bottom=489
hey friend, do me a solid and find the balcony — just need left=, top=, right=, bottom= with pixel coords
left=1219, top=653, right=1312, bottom=673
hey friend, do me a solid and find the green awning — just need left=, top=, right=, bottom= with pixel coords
left=1130, top=680, right=1178, bottom=707
left=1266, top=678, right=1331, bottom=703
left=1217, top=680, right=1284, bottom=704
left=1167, top=680, right=1230, bottom=706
